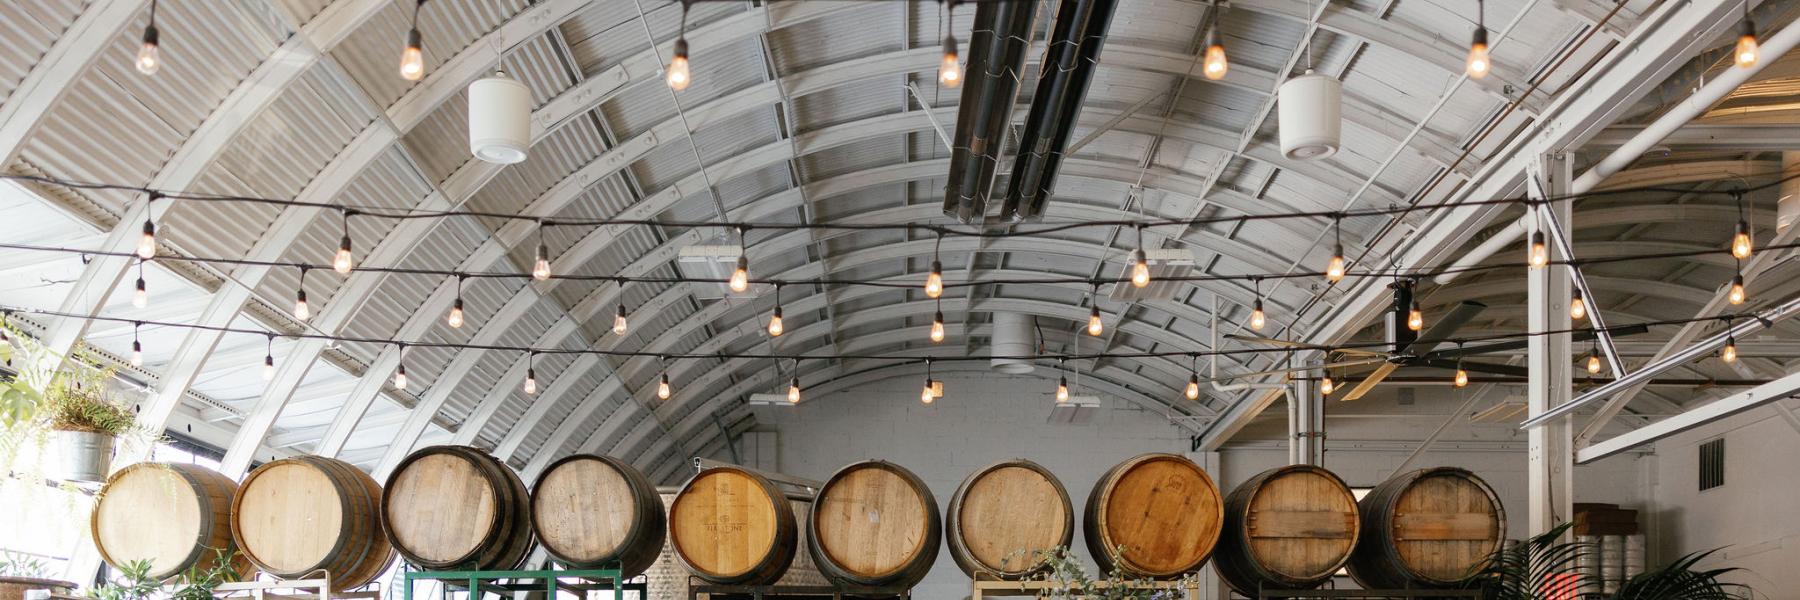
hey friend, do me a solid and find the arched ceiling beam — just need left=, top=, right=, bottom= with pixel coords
left=0, top=0, right=147, bottom=167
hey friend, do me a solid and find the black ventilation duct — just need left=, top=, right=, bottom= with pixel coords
left=1002, top=0, right=1118, bottom=222
left=942, top=0, right=1036, bottom=223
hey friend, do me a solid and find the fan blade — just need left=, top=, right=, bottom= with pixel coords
left=1198, top=358, right=1388, bottom=383
left=1417, top=358, right=1528, bottom=377
left=1340, top=362, right=1399, bottom=401
left=1407, top=301, right=1486, bottom=354
left=1421, top=323, right=1650, bottom=360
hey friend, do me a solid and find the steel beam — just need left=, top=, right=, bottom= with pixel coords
left=1526, top=155, right=1573, bottom=536
left=1577, top=369, right=1800, bottom=463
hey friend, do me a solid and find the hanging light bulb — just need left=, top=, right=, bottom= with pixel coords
left=614, top=303, right=630, bottom=336
left=1722, top=336, right=1739, bottom=363
left=1326, top=243, right=1346, bottom=282
left=447, top=297, right=465, bottom=329
left=524, top=364, right=537, bottom=395
left=263, top=353, right=275, bottom=382
left=768, top=305, right=784, bottom=337
left=293, top=268, right=310, bottom=321
left=1087, top=305, right=1104, bottom=336
left=1466, top=30, right=1489, bottom=78
left=1729, top=273, right=1747, bottom=305
left=658, top=372, right=672, bottom=400
left=729, top=255, right=750, bottom=293
left=133, top=275, right=148, bottom=309
left=1736, top=6, right=1759, bottom=69
left=667, top=36, right=691, bottom=91
left=1202, top=24, right=1227, bottom=80
left=1129, top=249, right=1152, bottom=288
left=1056, top=376, right=1070, bottom=403
left=922, top=379, right=936, bottom=404
left=1454, top=364, right=1469, bottom=388
left=1587, top=350, right=1603, bottom=374
left=1407, top=300, right=1424, bottom=332
left=136, top=218, right=157, bottom=260
left=130, top=324, right=143, bottom=367
left=335, top=211, right=355, bottom=274
left=133, top=1, right=161, bottom=75
left=532, top=242, right=552, bottom=281
left=1570, top=291, right=1587, bottom=320
left=788, top=376, right=802, bottom=404
left=1732, top=219, right=1753, bottom=260
left=925, top=260, right=944, bottom=298
left=1186, top=374, right=1201, bottom=400
left=399, top=0, right=425, bottom=81
left=1528, top=231, right=1549, bottom=269
left=1249, top=298, right=1266, bottom=331
left=394, top=362, right=408, bottom=390
left=1320, top=374, right=1335, bottom=396
left=930, top=309, right=946, bottom=343
left=939, top=33, right=962, bottom=88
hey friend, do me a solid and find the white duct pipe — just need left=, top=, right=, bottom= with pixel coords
left=1439, top=16, right=1800, bottom=281
left=990, top=312, right=1037, bottom=374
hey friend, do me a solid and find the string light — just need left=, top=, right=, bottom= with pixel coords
left=136, top=196, right=159, bottom=260
left=334, top=210, right=355, bottom=274
left=1320, top=374, right=1335, bottom=396
left=447, top=276, right=465, bottom=328
left=1248, top=277, right=1266, bottom=331
left=136, top=1, right=160, bottom=76
left=1454, top=354, right=1469, bottom=388
left=1326, top=217, right=1346, bottom=282
left=938, top=1, right=962, bottom=88
left=787, top=368, right=802, bottom=404
left=613, top=303, right=630, bottom=336
left=1729, top=269, right=1746, bottom=306
left=532, top=221, right=552, bottom=281
left=729, top=228, right=750, bottom=292
left=524, top=352, right=537, bottom=394
left=130, top=322, right=143, bottom=367
left=1056, top=375, right=1070, bottom=403
left=1407, top=298, right=1424, bottom=332
left=658, top=372, right=672, bottom=400
left=921, top=358, right=936, bottom=405
left=1736, top=0, right=1759, bottom=69
left=133, top=261, right=148, bottom=309
left=666, top=2, right=692, bottom=91
left=930, top=300, right=946, bottom=343
left=1185, top=356, right=1200, bottom=400
left=262, top=335, right=276, bottom=381
left=394, top=345, right=409, bottom=390
left=1587, top=346, right=1603, bottom=374
left=1202, top=17, right=1227, bottom=80
left=767, top=288, right=784, bottom=337
left=925, top=257, right=944, bottom=298
left=399, top=0, right=426, bottom=81
left=1569, top=289, right=1586, bottom=320
left=1722, top=333, right=1739, bottom=363
left=1732, top=194, right=1754, bottom=259
left=293, top=267, right=311, bottom=321
left=1129, top=226, right=1151, bottom=288
left=1528, top=230, right=1549, bottom=269
left=1466, top=0, right=1489, bottom=78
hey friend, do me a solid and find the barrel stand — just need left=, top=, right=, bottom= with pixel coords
left=1247, top=586, right=1483, bottom=599
left=686, top=579, right=910, bottom=600
left=401, top=565, right=647, bottom=600
left=185, top=577, right=383, bottom=600
left=970, top=579, right=1199, bottom=599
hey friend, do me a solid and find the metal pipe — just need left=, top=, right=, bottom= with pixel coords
left=1003, top=0, right=1117, bottom=221
left=942, top=0, right=1035, bottom=221
left=1519, top=292, right=1800, bottom=429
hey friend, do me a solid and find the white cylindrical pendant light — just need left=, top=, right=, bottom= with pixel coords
left=1277, top=70, right=1341, bottom=161
left=990, top=312, right=1037, bottom=374
left=469, top=73, right=531, bottom=164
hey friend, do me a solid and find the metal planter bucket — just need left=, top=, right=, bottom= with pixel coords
left=48, top=429, right=114, bottom=483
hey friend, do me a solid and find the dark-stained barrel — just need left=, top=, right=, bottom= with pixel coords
left=1213, top=465, right=1360, bottom=595
left=1346, top=467, right=1506, bottom=589
left=806, top=461, right=940, bottom=587
left=945, top=459, right=1073, bottom=579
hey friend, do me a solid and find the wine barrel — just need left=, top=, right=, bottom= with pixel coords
left=530, top=454, right=665, bottom=577
left=805, top=461, right=940, bottom=588
left=946, top=459, right=1072, bottom=578
left=1213, top=465, right=1360, bottom=595
left=231, top=456, right=394, bottom=592
left=1346, top=467, right=1506, bottom=589
left=92, top=463, right=249, bottom=581
left=669, top=466, right=800, bottom=585
left=1084, top=453, right=1224, bottom=579
left=383, top=445, right=535, bottom=571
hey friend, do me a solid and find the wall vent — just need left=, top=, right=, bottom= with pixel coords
left=1699, top=437, right=1725, bottom=491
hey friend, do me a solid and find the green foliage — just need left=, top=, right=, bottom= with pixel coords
left=1471, top=524, right=1754, bottom=600
left=1025, top=546, right=1196, bottom=600
left=1613, top=549, right=1752, bottom=600
left=0, top=551, right=49, bottom=579
left=168, top=548, right=241, bottom=600
left=86, top=560, right=159, bottom=600
left=39, top=381, right=137, bottom=435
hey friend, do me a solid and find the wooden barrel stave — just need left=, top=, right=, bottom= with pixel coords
left=1213, top=465, right=1360, bottom=595
left=383, top=445, right=534, bottom=572
left=531, top=454, right=666, bottom=577
left=669, top=466, right=800, bottom=585
left=945, top=459, right=1072, bottom=579
left=92, top=463, right=248, bottom=581
left=1084, top=453, right=1224, bottom=579
left=1346, top=467, right=1506, bottom=589
left=231, top=456, right=394, bottom=592
left=805, top=460, right=941, bottom=588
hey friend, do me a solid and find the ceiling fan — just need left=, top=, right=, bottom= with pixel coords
left=1221, top=281, right=1648, bottom=400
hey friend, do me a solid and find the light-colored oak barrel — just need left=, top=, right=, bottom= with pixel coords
left=946, top=459, right=1072, bottom=579
left=1213, top=465, right=1361, bottom=595
left=383, top=445, right=535, bottom=571
left=1084, top=453, right=1224, bottom=579
left=531, top=454, right=665, bottom=577
left=669, top=466, right=800, bottom=585
left=231, top=456, right=394, bottom=592
left=1346, top=467, right=1506, bottom=589
left=805, top=461, right=941, bottom=588
left=91, top=462, right=250, bottom=581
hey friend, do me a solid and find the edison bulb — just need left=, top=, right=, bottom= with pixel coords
left=1722, top=340, right=1739, bottom=363
left=1185, top=375, right=1201, bottom=400
left=532, top=245, right=552, bottom=281
left=136, top=27, right=160, bottom=76
left=133, top=278, right=148, bottom=309
left=1736, top=29, right=1759, bottom=69
left=613, top=305, right=630, bottom=336
left=930, top=313, right=946, bottom=343
left=1570, top=294, right=1587, bottom=320
left=394, top=367, right=408, bottom=390
left=658, top=375, right=672, bottom=400
left=263, top=356, right=275, bottom=381
left=767, top=310, right=784, bottom=337
left=1407, top=303, right=1424, bottom=332
left=446, top=300, right=464, bottom=328
left=667, top=40, right=692, bottom=91
left=938, top=36, right=962, bottom=88
left=925, top=262, right=944, bottom=298
left=136, top=220, right=157, bottom=259
left=1587, top=353, right=1603, bottom=374
left=334, top=237, right=355, bottom=273
left=1087, top=307, right=1104, bottom=336
left=400, top=30, right=424, bottom=81
left=1320, top=375, right=1335, bottom=396
left=1732, top=221, right=1753, bottom=259
left=729, top=256, right=749, bottom=292
left=1729, top=275, right=1746, bottom=305
left=787, top=379, right=802, bottom=404
left=1326, top=253, right=1346, bottom=283
left=1249, top=300, right=1266, bottom=332
left=1130, top=250, right=1152, bottom=288
left=1056, top=378, right=1070, bottom=403
left=130, top=342, right=143, bottom=367
left=921, top=382, right=936, bottom=404
left=1454, top=368, right=1469, bottom=388
left=1528, top=232, right=1549, bottom=269
left=294, top=292, right=310, bottom=321
left=524, top=371, right=537, bottom=395
left=1203, top=43, right=1227, bottom=80
left=1466, top=42, right=1490, bottom=78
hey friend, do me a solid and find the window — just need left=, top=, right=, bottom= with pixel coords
left=1699, top=437, right=1725, bottom=491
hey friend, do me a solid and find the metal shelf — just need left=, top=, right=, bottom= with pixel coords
left=687, top=581, right=911, bottom=599
left=401, top=565, right=646, bottom=600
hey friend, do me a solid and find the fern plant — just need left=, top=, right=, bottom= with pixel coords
left=1470, top=524, right=1755, bottom=600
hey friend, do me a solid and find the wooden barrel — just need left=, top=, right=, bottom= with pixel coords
left=0, top=578, right=75, bottom=600
left=805, top=461, right=940, bottom=588
left=1084, top=453, right=1224, bottom=579
left=1346, top=467, right=1506, bottom=589
left=91, top=462, right=249, bottom=581
left=669, top=466, right=800, bottom=585
left=530, top=454, right=665, bottom=577
left=1213, top=465, right=1361, bottom=595
left=383, top=445, right=535, bottom=571
left=231, top=456, right=394, bottom=592
left=945, top=459, right=1072, bottom=579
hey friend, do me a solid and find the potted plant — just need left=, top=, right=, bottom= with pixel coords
left=1469, top=524, right=1755, bottom=599
left=0, top=317, right=150, bottom=485
left=36, top=379, right=139, bottom=484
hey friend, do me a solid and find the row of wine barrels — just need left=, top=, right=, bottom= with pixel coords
left=806, top=461, right=940, bottom=588
left=383, top=445, right=534, bottom=571
left=946, top=459, right=1072, bottom=578
left=532, top=454, right=666, bottom=577
left=232, top=456, right=394, bottom=592
left=91, top=463, right=250, bottom=581
left=1085, top=453, right=1224, bottom=579
left=1213, top=465, right=1361, bottom=595
left=1345, top=466, right=1506, bottom=589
